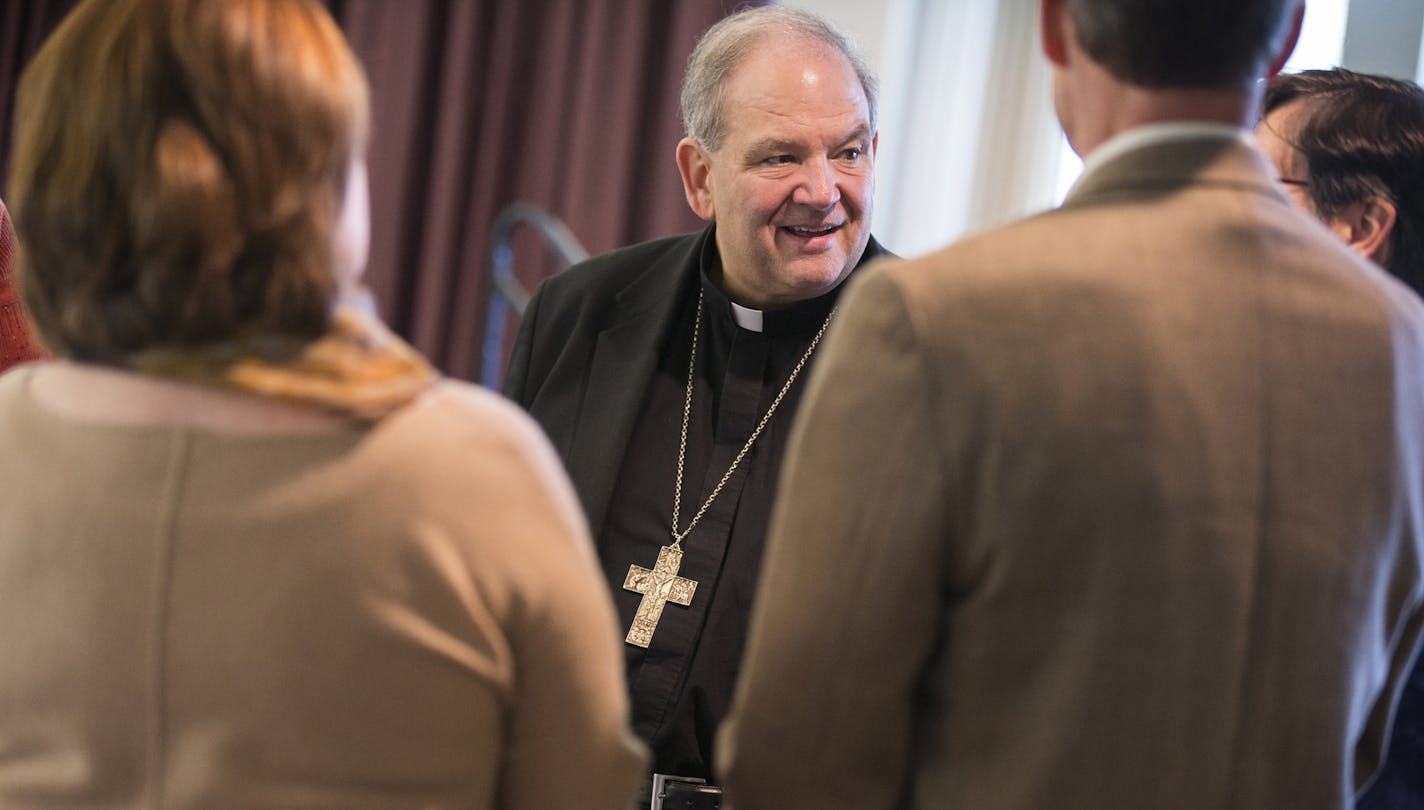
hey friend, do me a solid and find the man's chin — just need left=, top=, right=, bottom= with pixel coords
left=772, top=256, right=855, bottom=300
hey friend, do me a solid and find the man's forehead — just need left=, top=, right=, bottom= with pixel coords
left=1269, top=97, right=1309, bottom=127
left=720, top=102, right=871, bottom=149
left=1260, top=101, right=1311, bottom=155
left=723, top=35, right=863, bottom=102
left=716, top=38, right=870, bottom=146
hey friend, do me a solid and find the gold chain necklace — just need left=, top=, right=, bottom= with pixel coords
left=620, top=286, right=835, bottom=647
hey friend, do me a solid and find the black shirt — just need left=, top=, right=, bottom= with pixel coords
left=598, top=236, right=854, bottom=779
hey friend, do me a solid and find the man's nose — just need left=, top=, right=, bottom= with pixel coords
left=791, top=158, right=840, bottom=209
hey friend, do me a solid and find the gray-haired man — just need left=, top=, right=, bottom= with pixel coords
left=503, top=7, right=892, bottom=804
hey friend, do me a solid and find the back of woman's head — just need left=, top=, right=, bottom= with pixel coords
left=9, top=0, right=370, bottom=363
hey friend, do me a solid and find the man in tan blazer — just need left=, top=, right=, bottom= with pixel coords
left=719, top=1, right=1424, bottom=808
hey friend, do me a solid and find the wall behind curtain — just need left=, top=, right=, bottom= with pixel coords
left=1, top=0, right=754, bottom=384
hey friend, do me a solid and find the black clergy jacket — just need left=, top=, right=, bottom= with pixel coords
left=503, top=224, right=891, bottom=779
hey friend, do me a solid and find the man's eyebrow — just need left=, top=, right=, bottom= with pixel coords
left=835, top=125, right=872, bottom=147
left=744, top=138, right=803, bottom=158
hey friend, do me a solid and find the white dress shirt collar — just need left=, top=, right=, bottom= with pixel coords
left=1078, top=122, right=1252, bottom=186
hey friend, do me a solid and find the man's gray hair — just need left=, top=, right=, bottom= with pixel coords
left=680, top=6, right=879, bottom=152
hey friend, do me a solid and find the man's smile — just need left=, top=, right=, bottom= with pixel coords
left=778, top=222, right=843, bottom=248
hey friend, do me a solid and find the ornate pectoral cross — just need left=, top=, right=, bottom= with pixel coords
left=622, top=544, right=699, bottom=648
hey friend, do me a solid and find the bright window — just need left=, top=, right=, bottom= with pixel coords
left=1286, top=0, right=1351, bottom=72
left=1053, top=1, right=1353, bottom=202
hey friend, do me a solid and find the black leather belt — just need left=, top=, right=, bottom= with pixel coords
left=649, top=773, right=723, bottom=809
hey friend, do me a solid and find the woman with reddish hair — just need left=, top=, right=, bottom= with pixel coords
left=0, top=1, right=644, bottom=807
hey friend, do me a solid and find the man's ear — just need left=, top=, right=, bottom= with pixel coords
left=676, top=138, right=716, bottom=222
left=1332, top=195, right=1398, bottom=266
left=1040, top=0, right=1069, bottom=68
left=1267, top=0, right=1305, bottom=78
left=1353, top=195, right=1399, bottom=266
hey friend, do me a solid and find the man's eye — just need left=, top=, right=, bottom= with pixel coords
left=762, top=155, right=794, bottom=165
left=840, top=147, right=863, bottom=161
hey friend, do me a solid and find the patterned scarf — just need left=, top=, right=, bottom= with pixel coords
left=128, top=298, right=438, bottom=423
left=0, top=199, right=47, bottom=373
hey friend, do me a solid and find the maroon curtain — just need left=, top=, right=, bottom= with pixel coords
left=330, top=0, right=758, bottom=384
left=0, top=1, right=80, bottom=194
left=1, top=0, right=756, bottom=384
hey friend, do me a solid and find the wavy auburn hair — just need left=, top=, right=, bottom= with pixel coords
left=9, top=0, right=370, bottom=362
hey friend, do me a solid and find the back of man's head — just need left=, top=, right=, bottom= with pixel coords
left=1065, top=0, right=1297, bottom=89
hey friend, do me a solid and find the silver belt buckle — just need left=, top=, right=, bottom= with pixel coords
left=650, top=773, right=720, bottom=810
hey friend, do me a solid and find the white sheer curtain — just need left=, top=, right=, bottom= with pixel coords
left=787, top=0, right=1063, bottom=258
left=872, top=0, right=1062, bottom=257
left=1287, top=0, right=1351, bottom=71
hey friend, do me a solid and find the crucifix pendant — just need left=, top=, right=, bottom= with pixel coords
left=622, top=544, right=699, bottom=648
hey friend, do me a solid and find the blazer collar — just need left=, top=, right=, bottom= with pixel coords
left=1063, top=135, right=1289, bottom=211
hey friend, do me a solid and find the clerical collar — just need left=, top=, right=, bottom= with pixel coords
left=729, top=302, right=763, bottom=333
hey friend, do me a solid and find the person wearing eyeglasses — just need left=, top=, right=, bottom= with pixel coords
left=1257, top=69, right=1423, bottom=292
left=1257, top=66, right=1424, bottom=810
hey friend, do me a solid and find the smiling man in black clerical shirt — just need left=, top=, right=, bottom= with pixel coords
left=502, top=6, right=889, bottom=806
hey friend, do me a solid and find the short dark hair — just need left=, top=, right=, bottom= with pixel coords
left=10, top=0, right=369, bottom=363
left=1065, top=0, right=1296, bottom=89
left=1264, top=69, right=1424, bottom=293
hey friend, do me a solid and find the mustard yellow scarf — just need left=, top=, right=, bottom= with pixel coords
left=129, top=303, right=438, bottom=423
